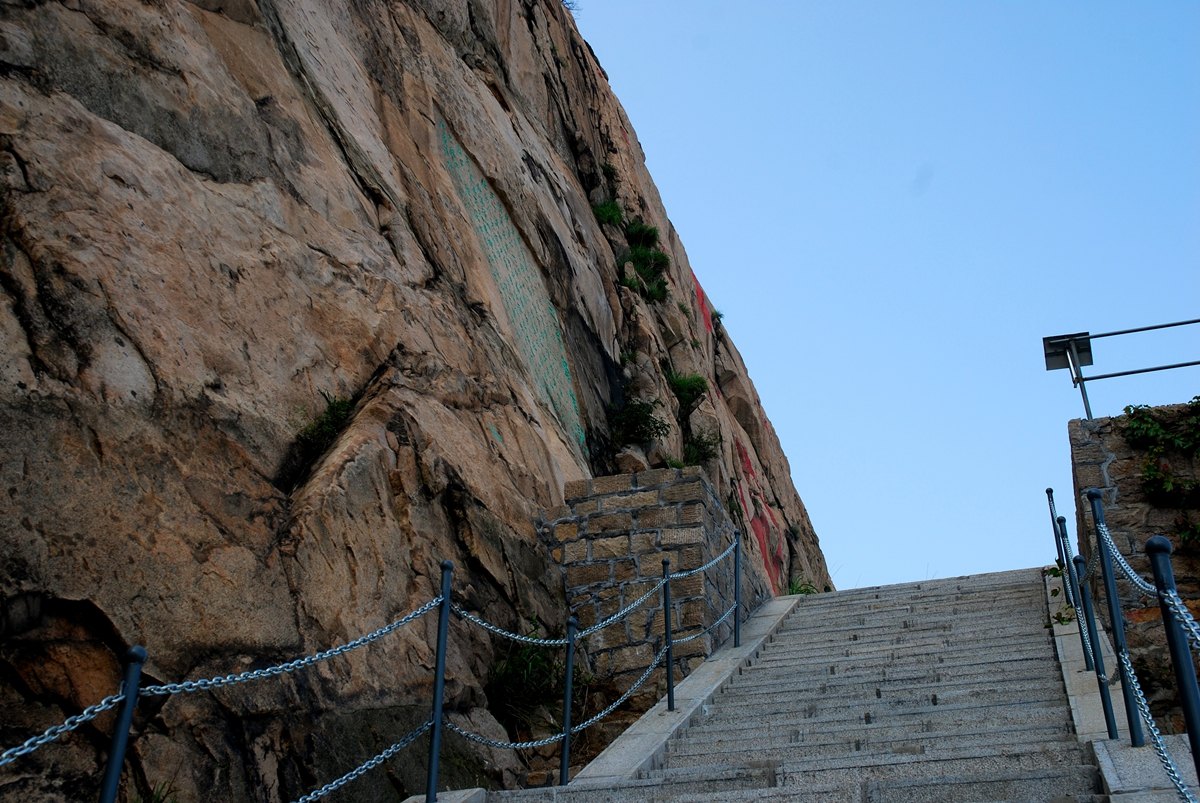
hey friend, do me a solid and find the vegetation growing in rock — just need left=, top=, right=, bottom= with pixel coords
left=277, top=392, right=355, bottom=491
left=609, top=399, right=670, bottom=447
left=1120, top=397, right=1200, bottom=541
left=485, top=631, right=592, bottom=738
left=788, top=578, right=819, bottom=595
left=682, top=429, right=720, bottom=466
left=592, top=200, right=623, bottom=227
left=667, top=372, right=707, bottom=417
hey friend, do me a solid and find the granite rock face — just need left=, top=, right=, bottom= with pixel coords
left=0, top=1, right=829, bottom=799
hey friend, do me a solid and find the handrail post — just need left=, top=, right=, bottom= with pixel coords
left=1046, top=489, right=1073, bottom=606
left=733, top=532, right=742, bottom=649
left=1058, top=515, right=1092, bottom=671
left=558, top=616, right=578, bottom=786
left=1088, top=490, right=1145, bottom=746
left=1146, top=536, right=1200, bottom=782
left=662, top=558, right=675, bottom=712
left=426, top=561, right=453, bottom=803
left=98, top=646, right=147, bottom=803
left=1075, top=555, right=1119, bottom=739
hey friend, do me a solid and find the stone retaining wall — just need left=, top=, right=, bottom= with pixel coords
left=538, top=468, right=771, bottom=684
left=1069, top=403, right=1200, bottom=732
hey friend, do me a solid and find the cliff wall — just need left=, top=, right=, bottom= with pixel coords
left=0, top=1, right=829, bottom=799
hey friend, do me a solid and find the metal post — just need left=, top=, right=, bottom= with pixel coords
left=98, top=646, right=147, bottom=803
left=1088, top=490, right=1144, bottom=746
left=1067, top=340, right=1094, bottom=420
left=1059, top=517, right=1092, bottom=671
left=426, top=561, right=453, bottom=803
left=1146, top=536, right=1200, bottom=782
left=1075, top=555, right=1119, bottom=739
left=558, top=616, right=578, bottom=787
left=662, top=558, right=675, bottom=712
left=733, top=532, right=742, bottom=649
left=1045, top=489, right=1072, bottom=606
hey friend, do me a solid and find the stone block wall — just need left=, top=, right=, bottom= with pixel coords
left=1069, top=403, right=1200, bottom=732
left=538, top=467, right=771, bottom=685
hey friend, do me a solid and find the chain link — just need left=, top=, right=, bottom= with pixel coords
left=141, top=596, right=442, bottom=697
left=0, top=692, right=126, bottom=768
left=1075, top=607, right=1097, bottom=668
left=1163, top=591, right=1200, bottom=654
left=576, top=578, right=666, bottom=639
left=1096, top=522, right=1157, bottom=596
left=669, top=540, right=737, bottom=580
left=1118, top=650, right=1197, bottom=803
left=443, top=720, right=564, bottom=750
left=572, top=644, right=668, bottom=734
left=672, top=604, right=736, bottom=646
left=450, top=605, right=568, bottom=646
left=291, top=720, right=432, bottom=803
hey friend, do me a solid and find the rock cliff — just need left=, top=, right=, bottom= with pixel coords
left=0, top=1, right=829, bottom=799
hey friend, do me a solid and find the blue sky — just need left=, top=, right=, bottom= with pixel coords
left=574, top=2, right=1200, bottom=589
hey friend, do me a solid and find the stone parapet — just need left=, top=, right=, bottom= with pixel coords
left=539, top=468, right=771, bottom=684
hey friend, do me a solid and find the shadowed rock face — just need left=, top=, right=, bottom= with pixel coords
left=0, top=1, right=829, bottom=799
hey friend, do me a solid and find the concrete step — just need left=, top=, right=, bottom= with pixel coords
left=677, top=701, right=1073, bottom=742
left=655, top=765, right=1103, bottom=803
left=697, top=685, right=1068, bottom=729
left=665, top=721, right=1076, bottom=762
left=727, top=653, right=1053, bottom=691
left=716, top=667, right=1062, bottom=704
left=489, top=765, right=775, bottom=802
left=858, top=765, right=1102, bottom=802
left=650, top=734, right=1089, bottom=776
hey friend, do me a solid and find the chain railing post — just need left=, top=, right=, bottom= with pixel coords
left=662, top=558, right=675, bottom=712
left=98, top=646, right=146, bottom=803
left=1088, top=490, right=1145, bottom=747
left=1057, top=515, right=1092, bottom=671
left=733, top=532, right=742, bottom=649
left=1074, top=555, right=1119, bottom=739
left=558, top=616, right=578, bottom=786
left=426, top=561, right=453, bottom=803
left=1146, top=535, right=1200, bottom=782
left=1046, top=489, right=1073, bottom=605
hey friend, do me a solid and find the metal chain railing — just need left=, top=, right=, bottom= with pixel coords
left=571, top=644, right=668, bottom=734
left=669, top=539, right=737, bottom=580
left=1118, top=650, right=1197, bottom=803
left=576, top=577, right=667, bottom=639
left=1163, top=590, right=1200, bottom=654
left=0, top=691, right=126, bottom=769
left=141, top=596, right=442, bottom=697
left=672, top=603, right=736, bottom=646
left=450, top=604, right=570, bottom=647
left=292, top=720, right=433, bottom=803
left=1096, top=521, right=1157, bottom=596
left=3, top=531, right=744, bottom=802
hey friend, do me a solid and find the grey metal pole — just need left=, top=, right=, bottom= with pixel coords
left=1067, top=340, right=1094, bottom=420
left=662, top=558, right=675, bottom=712
left=98, top=646, right=147, bottom=803
left=1059, top=516, right=1092, bottom=671
left=426, top=561, right=453, bottom=803
left=1075, top=555, right=1119, bottom=739
left=1146, top=536, right=1200, bottom=783
left=1045, top=489, right=1072, bottom=606
left=559, top=616, right=578, bottom=786
left=733, top=532, right=742, bottom=649
left=1088, top=490, right=1144, bottom=746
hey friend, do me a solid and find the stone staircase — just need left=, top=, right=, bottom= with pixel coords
left=489, top=568, right=1103, bottom=802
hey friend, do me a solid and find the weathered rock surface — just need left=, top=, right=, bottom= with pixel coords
left=0, top=1, right=829, bottom=800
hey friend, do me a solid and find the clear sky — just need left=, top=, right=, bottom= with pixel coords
left=574, top=2, right=1200, bottom=590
